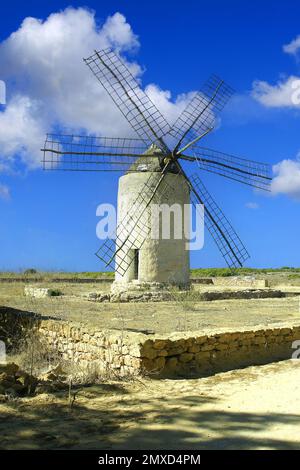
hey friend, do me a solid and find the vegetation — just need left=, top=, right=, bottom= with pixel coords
left=0, top=271, right=115, bottom=280
left=0, top=267, right=300, bottom=281
left=48, top=289, right=63, bottom=297
left=23, top=268, right=38, bottom=275
left=191, top=267, right=300, bottom=277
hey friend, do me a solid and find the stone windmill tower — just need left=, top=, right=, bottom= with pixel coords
left=42, top=49, right=271, bottom=291
left=115, top=145, right=190, bottom=288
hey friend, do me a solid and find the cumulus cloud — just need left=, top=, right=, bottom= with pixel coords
left=145, top=85, right=196, bottom=124
left=251, top=35, right=300, bottom=201
left=271, top=158, right=300, bottom=199
left=252, top=33, right=300, bottom=108
left=0, top=8, right=140, bottom=170
left=252, top=75, right=300, bottom=108
left=0, top=184, right=10, bottom=200
left=0, top=7, right=193, bottom=174
left=0, top=95, right=46, bottom=169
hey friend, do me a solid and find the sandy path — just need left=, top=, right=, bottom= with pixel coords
left=1, top=359, right=300, bottom=450
left=105, top=359, right=300, bottom=450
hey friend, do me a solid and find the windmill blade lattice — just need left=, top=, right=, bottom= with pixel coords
left=84, top=49, right=171, bottom=153
left=42, top=134, right=156, bottom=172
left=170, top=75, right=234, bottom=152
left=193, top=146, right=272, bottom=191
left=188, top=173, right=250, bottom=269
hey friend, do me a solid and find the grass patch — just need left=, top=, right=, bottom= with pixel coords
left=190, top=267, right=300, bottom=277
left=0, top=271, right=115, bottom=281
left=2, top=268, right=300, bottom=281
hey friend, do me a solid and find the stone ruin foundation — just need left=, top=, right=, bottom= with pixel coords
left=1, top=306, right=299, bottom=379
left=78, top=277, right=282, bottom=303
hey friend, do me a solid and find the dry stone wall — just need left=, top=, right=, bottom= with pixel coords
left=212, top=277, right=269, bottom=288
left=1, top=307, right=299, bottom=378
left=38, top=319, right=143, bottom=376
left=32, top=321, right=300, bottom=377
left=140, top=326, right=300, bottom=376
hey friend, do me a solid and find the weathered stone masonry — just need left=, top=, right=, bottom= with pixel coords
left=1, top=307, right=299, bottom=377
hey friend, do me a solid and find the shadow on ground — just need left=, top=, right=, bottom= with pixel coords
left=0, top=383, right=299, bottom=450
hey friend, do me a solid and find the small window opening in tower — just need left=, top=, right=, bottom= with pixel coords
left=133, top=249, right=139, bottom=280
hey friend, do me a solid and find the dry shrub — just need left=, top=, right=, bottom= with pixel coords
left=10, top=328, right=61, bottom=378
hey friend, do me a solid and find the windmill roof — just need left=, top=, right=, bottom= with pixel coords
left=126, top=144, right=164, bottom=173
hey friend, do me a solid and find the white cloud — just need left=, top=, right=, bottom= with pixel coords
left=283, top=35, right=300, bottom=56
left=0, top=7, right=193, bottom=174
left=251, top=35, right=300, bottom=201
left=245, top=202, right=259, bottom=209
left=0, top=95, right=46, bottom=168
left=252, top=75, right=300, bottom=108
left=144, top=84, right=195, bottom=130
left=252, top=32, right=300, bottom=109
left=0, top=184, right=10, bottom=200
left=271, top=158, right=300, bottom=199
left=254, top=51, right=300, bottom=201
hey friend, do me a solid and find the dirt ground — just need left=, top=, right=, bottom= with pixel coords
left=1, top=273, right=300, bottom=450
left=0, top=279, right=300, bottom=335
left=1, top=359, right=300, bottom=450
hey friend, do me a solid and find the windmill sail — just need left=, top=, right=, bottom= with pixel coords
left=193, top=146, right=272, bottom=191
left=84, top=49, right=171, bottom=153
left=188, top=173, right=249, bottom=268
left=42, top=134, right=158, bottom=172
left=170, top=75, right=234, bottom=152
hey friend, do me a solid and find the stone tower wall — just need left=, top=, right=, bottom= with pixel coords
left=115, top=171, right=190, bottom=286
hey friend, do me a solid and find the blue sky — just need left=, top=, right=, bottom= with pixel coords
left=0, top=0, right=300, bottom=271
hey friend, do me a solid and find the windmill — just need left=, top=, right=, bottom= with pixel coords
left=42, top=49, right=272, bottom=287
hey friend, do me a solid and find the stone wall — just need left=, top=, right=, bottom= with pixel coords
left=86, top=286, right=283, bottom=303
left=38, top=319, right=143, bottom=376
left=196, top=289, right=284, bottom=301
left=1, top=307, right=299, bottom=378
left=115, top=171, right=190, bottom=286
left=212, top=276, right=269, bottom=288
left=0, top=306, right=40, bottom=350
left=38, top=322, right=300, bottom=377
left=141, top=326, right=300, bottom=376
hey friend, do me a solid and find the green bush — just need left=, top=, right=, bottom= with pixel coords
left=23, top=268, right=38, bottom=275
left=48, top=289, right=62, bottom=297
